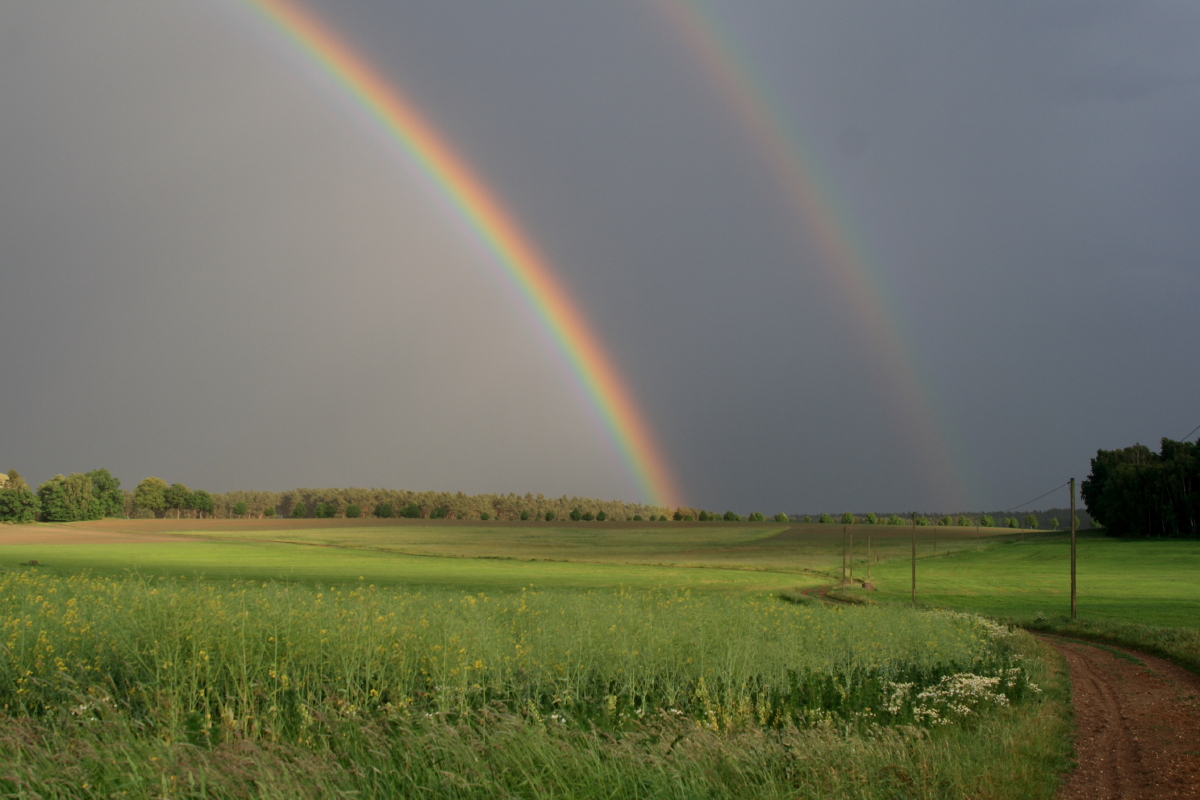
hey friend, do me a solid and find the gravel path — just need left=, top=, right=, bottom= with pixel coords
left=1044, top=635, right=1200, bottom=799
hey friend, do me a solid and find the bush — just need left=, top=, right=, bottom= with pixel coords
left=232, top=501, right=248, bottom=517
left=683, top=515, right=693, bottom=521
left=430, top=506, right=449, bottom=520
left=916, top=516, right=929, bottom=526
left=1006, top=517, right=1019, bottom=529
left=263, top=507, right=276, bottom=518
left=939, top=516, right=952, bottom=526
left=345, top=504, right=362, bottom=519
left=374, top=503, right=394, bottom=519
left=841, top=512, right=855, bottom=525
left=658, top=515, right=669, bottom=522
left=480, top=511, right=491, bottom=521
left=570, top=508, right=583, bottom=522
left=723, top=511, right=740, bottom=522
left=399, top=503, right=421, bottom=519
left=749, top=512, right=765, bottom=522
left=819, top=513, right=834, bottom=524
left=802, top=515, right=812, bottom=523
left=596, top=511, right=607, bottom=521
left=582, top=511, right=595, bottom=521
left=958, top=515, right=972, bottom=526
left=314, top=503, right=336, bottom=519
left=888, top=514, right=903, bottom=525
left=544, top=510, right=555, bottom=522
left=632, top=514, right=643, bottom=521
left=291, top=503, right=307, bottom=519
left=519, top=510, right=530, bottom=521
left=697, top=511, right=709, bottom=521
left=865, top=513, right=878, bottom=525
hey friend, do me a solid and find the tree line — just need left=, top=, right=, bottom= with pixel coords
left=800, top=508, right=1088, bottom=530
left=0, top=469, right=790, bottom=524
left=1082, top=437, right=1198, bottom=538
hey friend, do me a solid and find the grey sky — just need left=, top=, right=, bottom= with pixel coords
left=1, top=1, right=1197, bottom=513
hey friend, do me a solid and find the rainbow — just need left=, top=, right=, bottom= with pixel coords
left=240, top=0, right=681, bottom=508
left=653, top=0, right=973, bottom=508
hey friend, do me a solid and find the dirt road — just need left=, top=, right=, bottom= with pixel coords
left=1045, top=636, right=1200, bottom=799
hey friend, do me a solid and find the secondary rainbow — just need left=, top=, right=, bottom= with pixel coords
left=241, top=0, right=681, bottom=508
left=653, top=0, right=973, bottom=508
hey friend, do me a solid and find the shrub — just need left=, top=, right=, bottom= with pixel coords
left=399, top=503, right=421, bottom=519
left=374, top=503, right=394, bottom=519
left=723, top=511, right=741, bottom=522
left=345, top=504, right=362, bottom=519
left=684, top=515, right=693, bottom=521
left=802, top=515, right=812, bottom=523
left=916, top=516, right=929, bottom=526
left=659, top=515, right=669, bottom=522
left=232, top=501, right=248, bottom=517
left=939, top=516, right=952, bottom=526
left=596, top=510, right=607, bottom=521
left=1006, top=517, right=1019, bottom=529
left=544, top=510, right=555, bottom=522
left=314, top=503, right=336, bottom=519
left=819, top=513, right=834, bottom=524
left=632, top=514, right=643, bottom=521
left=290, top=503, right=307, bottom=519
left=865, top=512, right=878, bottom=525
left=570, top=508, right=583, bottom=522
left=673, top=510, right=683, bottom=521
left=841, top=512, right=855, bottom=525
left=958, top=515, right=972, bottom=526
left=749, top=512, right=765, bottom=522
left=582, top=511, right=595, bottom=521
left=263, top=507, right=276, bottom=518
left=520, top=510, right=530, bottom=521
left=980, top=515, right=994, bottom=527
left=698, top=511, right=710, bottom=521
left=888, top=514, right=904, bottom=525
left=430, top=506, right=449, bottom=520
left=480, top=511, right=491, bottom=521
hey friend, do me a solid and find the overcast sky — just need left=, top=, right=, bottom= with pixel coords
left=2, top=0, right=1197, bottom=513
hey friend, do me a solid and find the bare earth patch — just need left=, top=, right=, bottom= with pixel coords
left=1045, top=635, right=1200, bottom=799
left=0, top=524, right=193, bottom=545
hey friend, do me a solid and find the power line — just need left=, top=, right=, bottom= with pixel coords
left=1182, top=422, right=1200, bottom=442
left=1002, top=481, right=1070, bottom=514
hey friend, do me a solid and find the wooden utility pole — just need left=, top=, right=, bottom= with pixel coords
left=867, top=535, right=871, bottom=582
left=911, top=512, right=917, bottom=604
left=849, top=528, right=854, bottom=586
left=841, top=526, right=847, bottom=590
left=1070, top=477, right=1077, bottom=620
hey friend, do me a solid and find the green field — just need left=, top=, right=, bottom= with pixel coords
left=0, top=518, right=1080, bottom=799
left=840, top=531, right=1200, bottom=628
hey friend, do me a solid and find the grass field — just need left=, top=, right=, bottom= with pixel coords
left=0, top=518, right=1080, bottom=799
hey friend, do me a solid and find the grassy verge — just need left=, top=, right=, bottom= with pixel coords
left=1019, top=615, right=1200, bottom=673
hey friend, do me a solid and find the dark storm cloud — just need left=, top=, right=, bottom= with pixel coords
left=1, top=0, right=1197, bottom=513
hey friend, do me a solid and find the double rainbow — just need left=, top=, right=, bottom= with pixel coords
left=243, top=0, right=681, bottom=509
left=653, top=0, right=971, bottom=507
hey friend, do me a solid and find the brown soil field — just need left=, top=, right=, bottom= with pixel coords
left=0, top=523, right=195, bottom=545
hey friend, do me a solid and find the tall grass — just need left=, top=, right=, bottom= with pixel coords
left=0, top=570, right=1069, bottom=798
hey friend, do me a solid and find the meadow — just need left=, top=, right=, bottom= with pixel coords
left=0, top=518, right=1079, bottom=799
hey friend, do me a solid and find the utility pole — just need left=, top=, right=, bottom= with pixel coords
left=841, top=526, right=847, bottom=590
left=1070, top=477, right=1077, bottom=620
left=867, top=535, right=871, bottom=582
left=911, top=512, right=917, bottom=604
left=849, top=527, right=854, bottom=586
